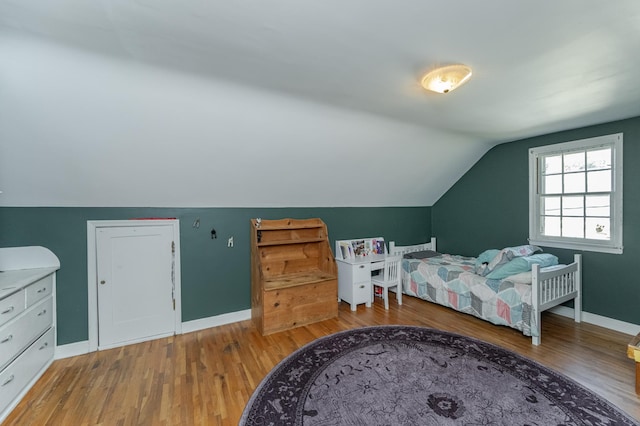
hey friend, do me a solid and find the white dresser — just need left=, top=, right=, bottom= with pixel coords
left=0, top=246, right=59, bottom=424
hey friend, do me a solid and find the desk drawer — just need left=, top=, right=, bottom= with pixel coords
left=352, top=281, right=371, bottom=304
left=0, top=291, right=25, bottom=328
left=0, top=297, right=52, bottom=370
left=352, top=264, right=371, bottom=282
left=26, top=274, right=53, bottom=307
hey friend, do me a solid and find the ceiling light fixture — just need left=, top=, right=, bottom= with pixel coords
left=421, top=64, right=472, bottom=94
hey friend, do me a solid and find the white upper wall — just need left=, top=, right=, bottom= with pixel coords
left=0, top=35, right=491, bottom=207
left=2, top=2, right=640, bottom=208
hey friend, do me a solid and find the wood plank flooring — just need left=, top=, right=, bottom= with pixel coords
left=4, top=296, right=639, bottom=425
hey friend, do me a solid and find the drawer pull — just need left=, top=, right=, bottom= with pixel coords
left=2, top=375, right=14, bottom=386
left=359, top=285, right=365, bottom=289
left=359, top=265, right=366, bottom=269
left=40, top=342, right=49, bottom=350
left=38, top=309, right=48, bottom=316
left=1, top=306, right=14, bottom=315
left=37, top=287, right=47, bottom=293
left=1, top=334, right=13, bottom=343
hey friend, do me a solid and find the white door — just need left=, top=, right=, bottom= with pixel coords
left=96, top=225, right=176, bottom=349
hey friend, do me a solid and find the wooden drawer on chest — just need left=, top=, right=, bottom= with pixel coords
left=0, top=327, right=54, bottom=415
left=0, top=297, right=53, bottom=371
left=26, top=274, right=53, bottom=307
left=0, top=291, right=25, bottom=328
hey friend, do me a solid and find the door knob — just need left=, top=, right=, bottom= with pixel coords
left=100, top=280, right=106, bottom=285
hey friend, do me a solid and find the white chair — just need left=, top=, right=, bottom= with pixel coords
left=371, top=255, right=402, bottom=309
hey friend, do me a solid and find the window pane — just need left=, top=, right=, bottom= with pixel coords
left=587, top=170, right=611, bottom=192
left=541, top=196, right=560, bottom=216
left=586, top=218, right=610, bottom=240
left=562, top=196, right=584, bottom=217
left=543, top=155, right=562, bottom=174
left=543, top=175, right=562, bottom=194
left=564, top=172, right=585, bottom=193
left=586, top=195, right=610, bottom=217
left=587, top=148, right=611, bottom=170
left=543, top=216, right=561, bottom=236
left=564, top=152, right=585, bottom=172
left=562, top=217, right=584, bottom=238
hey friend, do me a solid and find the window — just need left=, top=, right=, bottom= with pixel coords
left=529, top=133, right=623, bottom=254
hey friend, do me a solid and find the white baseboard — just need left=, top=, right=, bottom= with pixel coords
left=181, top=309, right=252, bottom=334
left=55, top=340, right=90, bottom=359
left=54, top=307, right=638, bottom=359
left=550, top=306, right=640, bottom=336
left=54, top=309, right=252, bottom=359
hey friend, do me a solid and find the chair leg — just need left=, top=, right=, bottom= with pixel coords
left=384, top=287, right=389, bottom=310
left=397, top=284, right=402, bottom=305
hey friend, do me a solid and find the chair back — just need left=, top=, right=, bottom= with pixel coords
left=384, top=255, right=402, bottom=284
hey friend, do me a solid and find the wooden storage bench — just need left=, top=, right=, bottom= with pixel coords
left=250, top=218, right=338, bottom=335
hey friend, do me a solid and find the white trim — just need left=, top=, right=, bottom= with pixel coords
left=55, top=340, right=90, bottom=359
left=529, top=133, right=623, bottom=254
left=86, top=219, right=182, bottom=352
left=97, top=332, right=176, bottom=351
left=528, top=238, right=623, bottom=254
left=53, top=307, right=639, bottom=359
left=550, top=306, right=640, bottom=336
left=54, top=309, right=252, bottom=358
left=181, top=309, right=251, bottom=334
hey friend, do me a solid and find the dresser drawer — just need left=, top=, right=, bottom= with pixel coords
left=0, top=291, right=25, bottom=328
left=0, top=297, right=53, bottom=370
left=25, top=274, right=53, bottom=307
left=0, top=327, right=54, bottom=416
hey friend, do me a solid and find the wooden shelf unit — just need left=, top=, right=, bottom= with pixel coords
left=250, top=218, right=338, bottom=335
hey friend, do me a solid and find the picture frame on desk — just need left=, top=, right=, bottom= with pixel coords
left=335, top=237, right=386, bottom=260
left=339, top=242, right=354, bottom=259
left=352, top=240, right=366, bottom=257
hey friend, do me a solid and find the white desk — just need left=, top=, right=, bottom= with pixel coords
left=335, top=246, right=387, bottom=311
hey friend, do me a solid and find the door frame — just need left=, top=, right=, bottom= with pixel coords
left=87, top=219, right=182, bottom=352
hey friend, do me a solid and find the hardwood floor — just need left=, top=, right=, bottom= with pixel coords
left=5, top=296, right=640, bottom=425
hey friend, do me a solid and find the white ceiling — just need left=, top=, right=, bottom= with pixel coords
left=2, top=1, right=640, bottom=207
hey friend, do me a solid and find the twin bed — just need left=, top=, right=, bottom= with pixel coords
left=389, top=238, right=582, bottom=345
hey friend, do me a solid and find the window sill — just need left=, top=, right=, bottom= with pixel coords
left=528, top=238, right=623, bottom=254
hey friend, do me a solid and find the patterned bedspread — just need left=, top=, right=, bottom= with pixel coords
left=402, top=254, right=538, bottom=337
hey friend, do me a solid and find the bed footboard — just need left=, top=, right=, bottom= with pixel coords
left=531, top=254, right=582, bottom=345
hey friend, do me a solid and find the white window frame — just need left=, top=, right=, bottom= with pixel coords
left=528, top=133, right=623, bottom=254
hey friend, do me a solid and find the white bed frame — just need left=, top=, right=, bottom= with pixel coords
left=388, top=238, right=582, bottom=345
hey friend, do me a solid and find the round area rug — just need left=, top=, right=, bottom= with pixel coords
left=240, top=325, right=638, bottom=426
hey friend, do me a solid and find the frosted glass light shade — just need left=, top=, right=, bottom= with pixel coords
left=421, top=64, right=472, bottom=94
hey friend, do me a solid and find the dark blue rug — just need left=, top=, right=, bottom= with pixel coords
left=240, top=325, right=638, bottom=425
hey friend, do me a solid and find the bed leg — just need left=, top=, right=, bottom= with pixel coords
left=532, top=309, right=542, bottom=345
left=573, top=254, right=582, bottom=323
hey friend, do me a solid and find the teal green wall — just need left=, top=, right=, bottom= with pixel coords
left=0, top=206, right=430, bottom=345
left=433, top=116, right=640, bottom=325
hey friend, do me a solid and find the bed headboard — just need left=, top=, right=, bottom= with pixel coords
left=389, top=238, right=437, bottom=256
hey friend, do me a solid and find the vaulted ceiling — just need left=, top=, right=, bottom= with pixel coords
left=2, top=1, right=640, bottom=207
